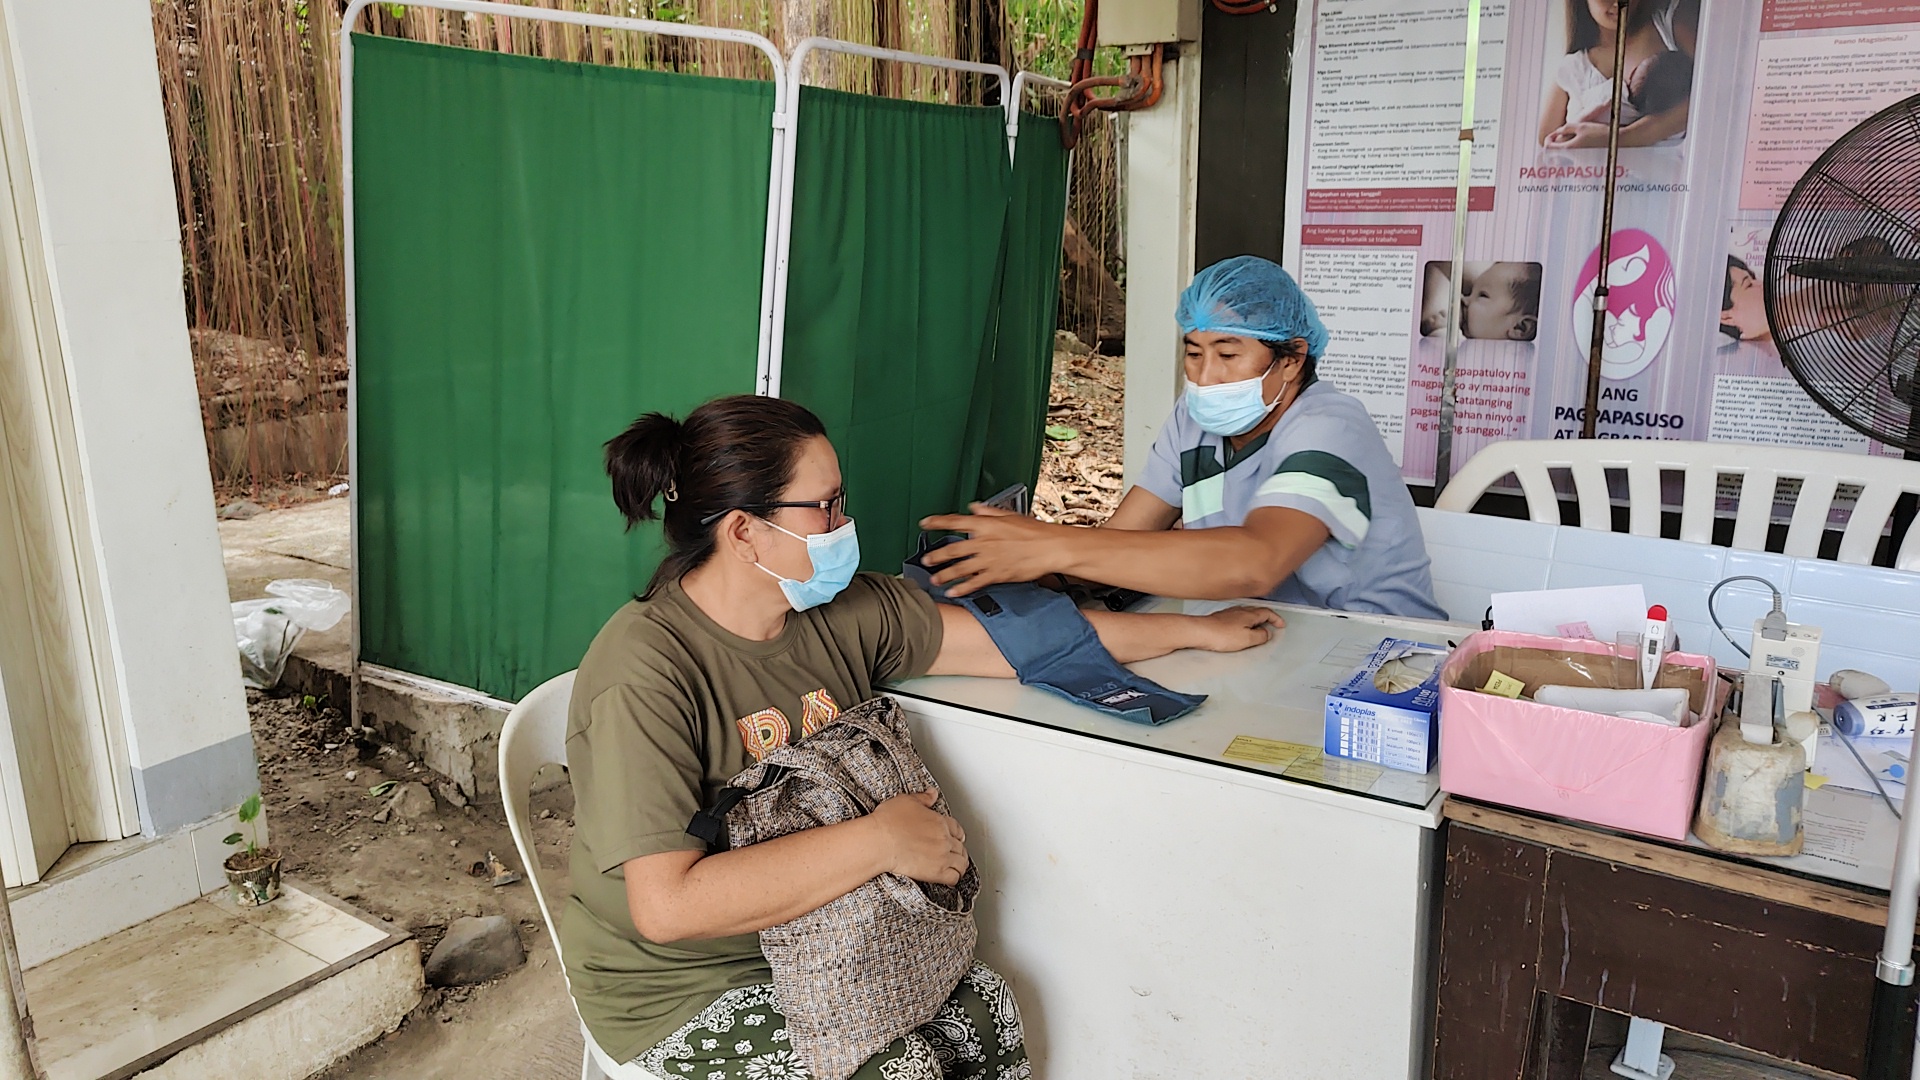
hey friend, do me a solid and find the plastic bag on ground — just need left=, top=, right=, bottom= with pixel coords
left=234, top=579, right=350, bottom=689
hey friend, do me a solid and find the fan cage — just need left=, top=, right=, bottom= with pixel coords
left=1764, top=92, right=1920, bottom=454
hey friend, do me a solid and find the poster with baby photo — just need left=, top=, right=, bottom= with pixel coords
left=1420, top=262, right=1544, bottom=342
left=1712, top=219, right=1873, bottom=453
left=1719, top=223, right=1776, bottom=358
left=1288, top=0, right=1920, bottom=483
left=1538, top=0, right=1698, bottom=150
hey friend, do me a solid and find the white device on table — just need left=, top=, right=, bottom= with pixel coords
left=1739, top=612, right=1823, bottom=766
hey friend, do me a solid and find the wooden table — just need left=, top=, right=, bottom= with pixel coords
left=1431, top=797, right=1909, bottom=1079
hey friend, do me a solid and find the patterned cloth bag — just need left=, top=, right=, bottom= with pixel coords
left=719, top=696, right=979, bottom=1080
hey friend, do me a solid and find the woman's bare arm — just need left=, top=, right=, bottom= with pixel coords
left=623, top=790, right=964, bottom=942
left=1539, top=85, right=1571, bottom=145
left=926, top=600, right=1282, bottom=677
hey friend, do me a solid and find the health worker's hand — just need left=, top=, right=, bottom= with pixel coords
left=918, top=505, right=1075, bottom=598
left=1187, top=606, right=1286, bottom=652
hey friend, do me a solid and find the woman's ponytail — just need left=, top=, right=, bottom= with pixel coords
left=605, top=412, right=685, bottom=527
left=605, top=395, right=827, bottom=597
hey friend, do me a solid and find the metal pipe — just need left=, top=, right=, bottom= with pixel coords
left=1866, top=691, right=1920, bottom=1078
left=0, top=878, right=41, bottom=1078
left=1434, top=0, right=1483, bottom=488
left=1579, top=0, right=1631, bottom=440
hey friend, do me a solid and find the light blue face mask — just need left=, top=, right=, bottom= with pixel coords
left=1185, top=362, right=1280, bottom=436
left=756, top=518, right=860, bottom=611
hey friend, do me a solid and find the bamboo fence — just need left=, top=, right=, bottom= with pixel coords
left=152, top=0, right=1124, bottom=492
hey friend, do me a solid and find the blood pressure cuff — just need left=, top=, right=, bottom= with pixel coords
left=902, top=534, right=967, bottom=604
left=955, top=583, right=1205, bottom=726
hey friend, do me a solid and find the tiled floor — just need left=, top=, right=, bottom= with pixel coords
left=27, top=884, right=395, bottom=1080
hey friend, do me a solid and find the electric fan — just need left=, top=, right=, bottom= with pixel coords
left=1765, top=92, right=1920, bottom=457
left=1762, top=91, right=1920, bottom=1080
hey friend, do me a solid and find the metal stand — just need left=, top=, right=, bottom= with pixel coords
left=1864, top=701, right=1920, bottom=1078
left=1433, top=0, right=1483, bottom=488
left=1579, top=0, right=1631, bottom=439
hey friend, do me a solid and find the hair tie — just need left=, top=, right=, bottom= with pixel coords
left=663, top=481, right=679, bottom=503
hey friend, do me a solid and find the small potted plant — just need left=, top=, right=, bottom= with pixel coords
left=222, top=793, right=282, bottom=906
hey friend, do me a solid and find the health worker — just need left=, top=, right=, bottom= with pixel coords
left=921, top=255, right=1446, bottom=620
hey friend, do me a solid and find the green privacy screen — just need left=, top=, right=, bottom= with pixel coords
left=351, top=36, right=771, bottom=698
left=976, top=110, right=1071, bottom=501
left=778, top=87, right=1014, bottom=571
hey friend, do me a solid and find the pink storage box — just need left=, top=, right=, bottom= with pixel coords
left=1439, top=630, right=1720, bottom=841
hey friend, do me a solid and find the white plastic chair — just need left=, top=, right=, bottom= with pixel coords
left=1435, top=439, right=1920, bottom=571
left=500, top=669, right=668, bottom=1080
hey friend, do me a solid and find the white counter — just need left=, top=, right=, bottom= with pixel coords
left=891, top=600, right=1472, bottom=1080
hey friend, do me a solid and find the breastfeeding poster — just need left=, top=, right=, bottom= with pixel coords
left=1283, top=0, right=1920, bottom=484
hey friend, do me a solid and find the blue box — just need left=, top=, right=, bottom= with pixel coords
left=1324, top=638, right=1448, bottom=773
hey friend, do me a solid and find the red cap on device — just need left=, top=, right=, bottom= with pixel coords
left=1647, top=605, right=1667, bottom=620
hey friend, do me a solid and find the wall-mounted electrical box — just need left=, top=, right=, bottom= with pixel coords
left=1098, top=0, right=1201, bottom=46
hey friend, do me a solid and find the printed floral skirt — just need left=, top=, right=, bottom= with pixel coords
left=634, top=961, right=1029, bottom=1080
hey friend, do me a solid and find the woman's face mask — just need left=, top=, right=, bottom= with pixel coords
left=1185, top=361, right=1282, bottom=437
left=756, top=518, right=860, bottom=611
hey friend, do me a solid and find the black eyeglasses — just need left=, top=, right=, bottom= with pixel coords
left=700, top=491, right=847, bottom=528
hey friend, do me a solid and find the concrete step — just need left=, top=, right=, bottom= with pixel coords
left=27, top=881, right=421, bottom=1080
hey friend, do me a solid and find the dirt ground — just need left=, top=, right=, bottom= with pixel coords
left=218, top=474, right=348, bottom=512
left=246, top=689, right=584, bottom=1078
left=192, top=327, right=348, bottom=423
left=1035, top=338, right=1125, bottom=525
left=194, top=328, right=348, bottom=510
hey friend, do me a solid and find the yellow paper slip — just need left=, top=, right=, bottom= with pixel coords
left=1481, top=670, right=1526, bottom=699
left=1286, top=750, right=1385, bottom=791
left=1221, top=735, right=1315, bottom=768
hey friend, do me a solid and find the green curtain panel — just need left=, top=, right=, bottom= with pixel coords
left=972, top=110, right=1071, bottom=502
left=778, top=87, right=1013, bottom=572
left=352, top=36, right=771, bottom=699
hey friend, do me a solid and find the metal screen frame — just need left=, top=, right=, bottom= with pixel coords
left=338, top=0, right=789, bottom=710
left=762, top=37, right=1012, bottom=395
left=1008, top=71, right=1069, bottom=162
left=339, top=10, right=1062, bottom=706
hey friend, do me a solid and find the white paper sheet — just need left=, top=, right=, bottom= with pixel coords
left=1813, top=731, right=1908, bottom=801
left=1490, top=584, right=1648, bottom=645
left=1800, top=788, right=1881, bottom=873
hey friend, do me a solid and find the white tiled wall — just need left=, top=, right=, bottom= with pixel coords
left=1418, top=508, right=1920, bottom=693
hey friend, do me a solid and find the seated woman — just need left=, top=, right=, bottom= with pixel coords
left=564, top=394, right=1281, bottom=1080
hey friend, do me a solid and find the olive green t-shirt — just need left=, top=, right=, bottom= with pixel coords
left=561, top=572, right=944, bottom=1062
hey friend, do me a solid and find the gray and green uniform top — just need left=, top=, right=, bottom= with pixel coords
left=1138, top=380, right=1446, bottom=620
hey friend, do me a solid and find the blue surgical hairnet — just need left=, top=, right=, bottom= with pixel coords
left=1175, top=256, right=1330, bottom=359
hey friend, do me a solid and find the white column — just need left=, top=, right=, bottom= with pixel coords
left=1121, top=50, right=1202, bottom=485
left=2, top=0, right=255, bottom=836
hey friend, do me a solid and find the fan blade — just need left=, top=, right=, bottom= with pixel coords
left=1776, top=288, right=1919, bottom=347
left=1790, top=256, right=1920, bottom=286
left=1805, top=169, right=1920, bottom=245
